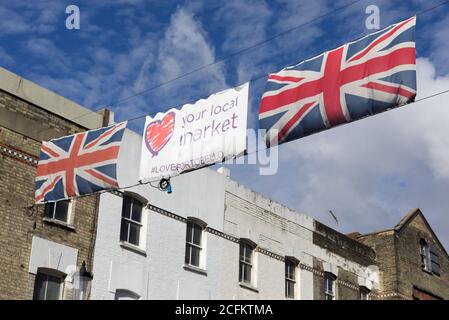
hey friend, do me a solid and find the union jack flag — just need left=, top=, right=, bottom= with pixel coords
left=259, top=17, right=416, bottom=146
left=35, top=122, right=127, bottom=203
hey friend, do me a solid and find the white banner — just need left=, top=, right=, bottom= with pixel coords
left=139, top=82, right=249, bottom=181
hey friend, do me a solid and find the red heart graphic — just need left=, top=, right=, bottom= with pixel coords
left=144, top=112, right=175, bottom=157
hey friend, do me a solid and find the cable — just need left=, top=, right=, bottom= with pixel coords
left=10, top=86, right=449, bottom=212
left=8, top=0, right=449, bottom=211
left=35, top=0, right=449, bottom=137
left=33, top=0, right=364, bottom=134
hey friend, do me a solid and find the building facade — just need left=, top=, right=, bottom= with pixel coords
left=354, top=209, right=449, bottom=300
left=90, top=129, right=379, bottom=300
left=1, top=66, right=448, bottom=300
left=0, top=67, right=110, bottom=299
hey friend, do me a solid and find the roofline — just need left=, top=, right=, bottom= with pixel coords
left=0, top=66, right=103, bottom=129
left=394, top=208, right=449, bottom=259
left=357, top=208, right=449, bottom=259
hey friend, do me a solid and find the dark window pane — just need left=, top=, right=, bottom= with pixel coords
left=286, top=280, right=295, bottom=298
left=131, top=200, right=142, bottom=222
left=128, top=222, right=140, bottom=246
left=54, top=200, right=69, bottom=222
left=122, top=196, right=132, bottom=219
left=244, top=245, right=252, bottom=262
left=120, top=219, right=129, bottom=242
left=33, top=273, right=46, bottom=300
left=431, top=261, right=440, bottom=276
left=185, top=245, right=191, bottom=264
left=45, top=275, right=62, bottom=300
left=239, top=262, right=243, bottom=281
left=243, top=264, right=251, bottom=283
left=190, top=246, right=200, bottom=267
left=44, top=202, right=55, bottom=219
left=240, top=243, right=252, bottom=263
left=186, top=222, right=193, bottom=242
left=192, top=225, right=202, bottom=246
left=286, top=261, right=295, bottom=280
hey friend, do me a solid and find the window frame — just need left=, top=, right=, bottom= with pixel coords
left=420, top=239, right=440, bottom=276
left=239, top=240, right=256, bottom=285
left=120, top=195, right=144, bottom=247
left=359, top=286, right=370, bottom=300
left=429, top=243, right=441, bottom=276
left=324, top=272, right=337, bottom=300
left=420, top=239, right=431, bottom=272
left=43, top=199, right=71, bottom=224
left=32, top=268, right=65, bottom=300
left=114, top=289, right=141, bottom=300
left=184, top=220, right=205, bottom=268
left=285, top=258, right=298, bottom=299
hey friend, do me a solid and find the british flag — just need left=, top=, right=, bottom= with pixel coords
left=35, top=121, right=127, bottom=203
left=259, top=17, right=416, bottom=146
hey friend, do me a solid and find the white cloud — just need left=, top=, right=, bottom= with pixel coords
left=0, top=47, right=14, bottom=65
left=231, top=57, right=449, bottom=250
left=132, top=6, right=227, bottom=109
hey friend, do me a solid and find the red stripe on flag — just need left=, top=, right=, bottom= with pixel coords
left=268, top=74, right=304, bottom=83
left=348, top=16, right=415, bottom=63
left=259, top=80, right=321, bottom=114
left=85, top=169, right=118, bottom=187
left=362, top=82, right=416, bottom=99
left=35, top=176, right=61, bottom=203
left=41, top=144, right=60, bottom=158
left=277, top=102, right=316, bottom=142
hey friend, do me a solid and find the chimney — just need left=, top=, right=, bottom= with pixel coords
left=98, top=108, right=115, bottom=126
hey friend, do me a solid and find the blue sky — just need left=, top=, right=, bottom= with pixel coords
left=1, top=0, right=449, bottom=249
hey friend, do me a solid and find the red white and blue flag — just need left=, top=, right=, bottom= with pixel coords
left=259, top=17, right=416, bottom=146
left=35, top=122, right=127, bottom=203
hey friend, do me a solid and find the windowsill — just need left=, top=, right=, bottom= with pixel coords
left=119, top=241, right=147, bottom=256
left=422, top=268, right=433, bottom=275
left=43, top=217, right=75, bottom=231
left=238, top=282, right=259, bottom=293
left=183, top=264, right=207, bottom=276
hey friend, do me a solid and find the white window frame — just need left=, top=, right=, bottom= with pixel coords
left=184, top=220, right=206, bottom=269
left=120, top=195, right=144, bottom=247
left=421, top=239, right=431, bottom=272
left=359, top=286, right=370, bottom=300
left=33, top=269, right=65, bottom=300
left=285, top=258, right=297, bottom=299
left=239, top=240, right=257, bottom=286
left=324, top=272, right=336, bottom=300
left=43, top=200, right=72, bottom=224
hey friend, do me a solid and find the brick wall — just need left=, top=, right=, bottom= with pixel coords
left=395, top=214, right=449, bottom=299
left=358, top=211, right=449, bottom=300
left=0, top=89, right=100, bottom=299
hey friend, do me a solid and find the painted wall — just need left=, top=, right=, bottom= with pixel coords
left=91, top=129, right=378, bottom=300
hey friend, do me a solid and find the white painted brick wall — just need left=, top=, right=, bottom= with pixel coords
left=90, top=129, right=378, bottom=300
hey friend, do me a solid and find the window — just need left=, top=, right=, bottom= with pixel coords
left=239, top=241, right=254, bottom=284
left=33, top=270, right=65, bottom=300
left=115, top=289, right=140, bottom=300
left=120, top=196, right=143, bottom=246
left=359, top=286, right=370, bottom=300
left=285, top=259, right=297, bottom=299
left=44, top=200, right=70, bottom=223
left=324, top=272, right=336, bottom=300
left=429, top=244, right=441, bottom=276
left=185, top=221, right=203, bottom=267
left=421, top=239, right=440, bottom=276
left=420, top=239, right=431, bottom=271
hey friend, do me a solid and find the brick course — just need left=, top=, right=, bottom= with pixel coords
left=0, top=89, right=101, bottom=299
